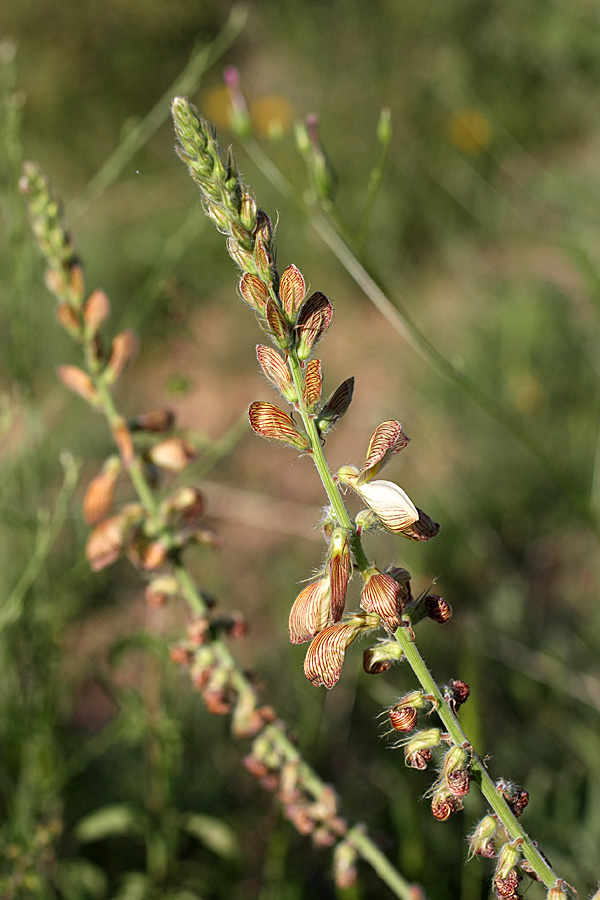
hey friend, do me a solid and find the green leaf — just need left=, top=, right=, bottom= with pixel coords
left=181, top=812, right=239, bottom=859
left=75, top=803, right=142, bottom=843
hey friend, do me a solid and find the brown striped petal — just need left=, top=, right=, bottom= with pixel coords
left=302, top=358, right=322, bottom=411
left=239, top=273, right=269, bottom=313
left=279, top=263, right=306, bottom=319
left=256, top=345, right=296, bottom=402
left=288, top=578, right=331, bottom=644
left=248, top=401, right=309, bottom=452
left=357, top=420, right=410, bottom=484
left=360, top=568, right=401, bottom=631
left=303, top=616, right=379, bottom=689
left=294, top=291, right=333, bottom=360
left=327, top=528, right=350, bottom=622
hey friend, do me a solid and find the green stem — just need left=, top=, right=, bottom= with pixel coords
left=346, top=825, right=417, bottom=900
left=286, top=351, right=371, bottom=572
left=394, top=626, right=557, bottom=888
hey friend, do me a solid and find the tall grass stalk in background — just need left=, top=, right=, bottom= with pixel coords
left=21, top=162, right=423, bottom=900
left=170, top=96, right=581, bottom=900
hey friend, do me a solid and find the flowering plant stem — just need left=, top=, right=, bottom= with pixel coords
left=394, top=627, right=556, bottom=887
left=22, top=162, right=421, bottom=900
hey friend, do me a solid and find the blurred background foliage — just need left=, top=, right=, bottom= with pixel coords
left=2, top=0, right=600, bottom=897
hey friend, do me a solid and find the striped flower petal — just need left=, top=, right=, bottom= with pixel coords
left=360, top=568, right=401, bottom=631
left=289, top=578, right=331, bottom=644
left=248, top=402, right=310, bottom=452
left=303, top=615, right=379, bottom=689
left=357, top=420, right=410, bottom=484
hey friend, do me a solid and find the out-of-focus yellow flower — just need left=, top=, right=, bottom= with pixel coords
left=448, top=108, right=494, bottom=155
left=201, top=86, right=296, bottom=140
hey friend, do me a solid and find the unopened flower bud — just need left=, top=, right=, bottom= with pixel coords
left=279, top=263, right=306, bottom=320
left=57, top=364, right=99, bottom=406
left=288, top=578, right=330, bottom=644
left=239, top=272, right=269, bottom=314
left=358, top=420, right=410, bottom=483
left=302, top=358, right=322, bottom=411
left=333, top=839, right=358, bottom=890
left=294, top=291, right=333, bottom=360
left=83, top=289, right=110, bottom=336
left=256, top=345, right=297, bottom=403
left=265, top=298, right=292, bottom=349
left=316, top=377, right=354, bottom=436
left=327, top=527, right=350, bottom=622
left=104, top=330, right=139, bottom=384
left=149, top=437, right=196, bottom=473
left=83, top=455, right=121, bottom=524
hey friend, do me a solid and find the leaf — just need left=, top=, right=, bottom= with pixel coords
left=75, top=803, right=142, bottom=843
left=181, top=812, right=240, bottom=858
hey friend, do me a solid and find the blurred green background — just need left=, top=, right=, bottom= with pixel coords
left=2, top=1, right=600, bottom=898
